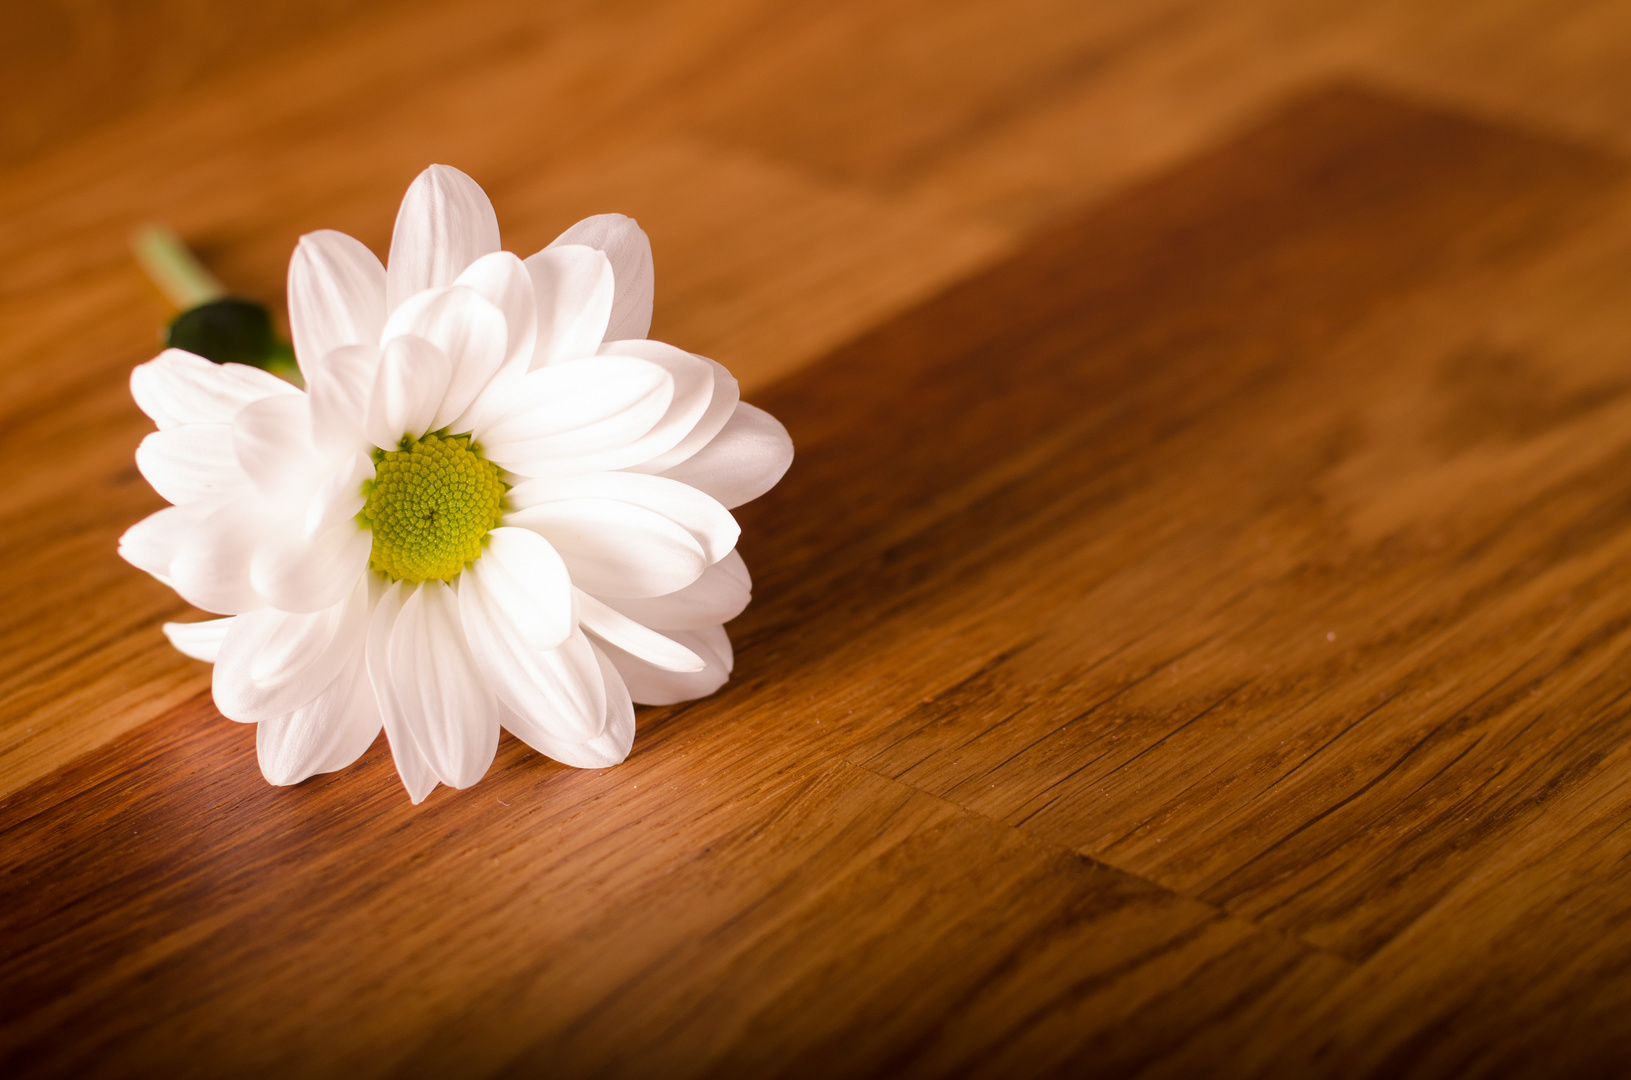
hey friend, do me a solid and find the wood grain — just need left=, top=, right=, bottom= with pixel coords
left=8, top=80, right=1631, bottom=1076
left=11, top=1, right=1631, bottom=1075
left=11, top=0, right=1631, bottom=796
left=0, top=0, right=421, bottom=168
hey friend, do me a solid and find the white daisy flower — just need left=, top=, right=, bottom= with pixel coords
left=119, top=165, right=794, bottom=803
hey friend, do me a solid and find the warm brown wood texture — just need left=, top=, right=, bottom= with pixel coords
left=9, top=1, right=1631, bottom=1077
left=11, top=0, right=1631, bottom=799
left=9, top=81, right=1631, bottom=1077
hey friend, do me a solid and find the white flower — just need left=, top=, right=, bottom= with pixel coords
left=119, top=165, right=793, bottom=803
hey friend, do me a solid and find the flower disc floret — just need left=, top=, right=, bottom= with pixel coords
left=360, top=432, right=506, bottom=582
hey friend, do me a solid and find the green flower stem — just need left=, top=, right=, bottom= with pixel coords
left=130, top=224, right=226, bottom=310
left=130, top=224, right=303, bottom=387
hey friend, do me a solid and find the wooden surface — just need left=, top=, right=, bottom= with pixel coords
left=7, top=2, right=1631, bottom=1077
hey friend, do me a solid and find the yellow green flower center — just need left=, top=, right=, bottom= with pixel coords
left=359, top=432, right=506, bottom=583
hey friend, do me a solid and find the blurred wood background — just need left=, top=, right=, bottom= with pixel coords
left=6, top=1, right=1631, bottom=1076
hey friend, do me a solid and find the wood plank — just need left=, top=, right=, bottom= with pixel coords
left=1267, top=734, right=1631, bottom=1077
left=13, top=0, right=1631, bottom=795
left=6, top=82, right=1631, bottom=1075
left=0, top=0, right=1011, bottom=796
left=0, top=0, right=422, bottom=168
left=791, top=83, right=1631, bottom=965
left=0, top=698, right=1344, bottom=1078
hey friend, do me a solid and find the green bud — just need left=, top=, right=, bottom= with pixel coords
left=166, top=298, right=301, bottom=384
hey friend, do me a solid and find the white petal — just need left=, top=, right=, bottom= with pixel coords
left=456, top=251, right=537, bottom=378
left=388, top=579, right=500, bottom=789
left=578, top=341, right=717, bottom=474
left=659, top=402, right=793, bottom=509
left=257, top=647, right=382, bottom=785
left=507, top=471, right=738, bottom=564
left=499, top=641, right=635, bottom=768
left=575, top=589, right=702, bottom=672
left=623, top=352, right=738, bottom=475
left=474, top=357, right=672, bottom=472
left=120, top=502, right=210, bottom=583
left=459, top=600, right=606, bottom=744
left=250, top=517, right=371, bottom=613
left=162, top=617, right=237, bottom=663
left=386, top=164, right=501, bottom=313
left=598, top=624, right=733, bottom=706
left=380, top=286, right=507, bottom=430
left=170, top=496, right=270, bottom=614
left=307, top=344, right=380, bottom=459
left=367, top=582, right=440, bottom=803
left=446, top=257, right=543, bottom=435
left=466, top=527, right=573, bottom=652
left=136, top=425, right=246, bottom=505
left=233, top=394, right=324, bottom=499
left=366, top=335, right=451, bottom=449
left=598, top=549, right=751, bottom=630
left=547, top=214, right=654, bottom=343
left=507, top=496, right=706, bottom=598
left=131, top=349, right=298, bottom=431
left=287, top=230, right=387, bottom=379
left=304, top=452, right=373, bottom=538
left=213, top=574, right=369, bottom=722
left=523, top=245, right=614, bottom=366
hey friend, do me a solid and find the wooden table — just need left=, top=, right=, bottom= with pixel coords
left=7, top=3, right=1631, bottom=1076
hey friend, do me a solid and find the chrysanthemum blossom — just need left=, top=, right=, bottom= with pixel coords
left=120, top=165, right=793, bottom=802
